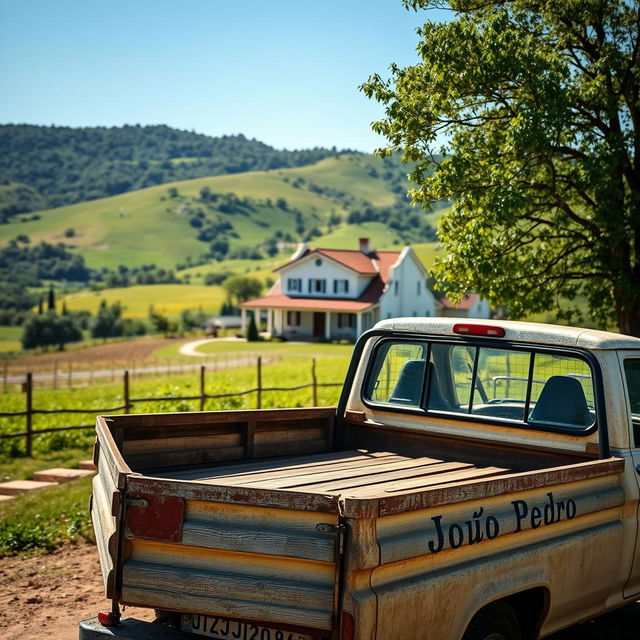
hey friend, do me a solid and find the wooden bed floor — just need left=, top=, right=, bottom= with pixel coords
left=150, top=449, right=514, bottom=498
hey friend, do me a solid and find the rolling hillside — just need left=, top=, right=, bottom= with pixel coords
left=0, top=154, right=442, bottom=271
left=0, top=124, right=341, bottom=212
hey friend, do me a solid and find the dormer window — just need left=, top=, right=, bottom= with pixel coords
left=334, top=279, right=349, bottom=294
left=287, top=278, right=302, bottom=293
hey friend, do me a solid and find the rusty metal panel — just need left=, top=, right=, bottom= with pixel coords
left=120, top=499, right=340, bottom=631
left=126, top=474, right=339, bottom=513
left=371, top=472, right=627, bottom=639
left=125, top=493, right=184, bottom=543
left=377, top=457, right=624, bottom=515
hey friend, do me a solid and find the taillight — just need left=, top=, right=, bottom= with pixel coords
left=340, top=612, right=355, bottom=640
left=453, top=323, right=505, bottom=337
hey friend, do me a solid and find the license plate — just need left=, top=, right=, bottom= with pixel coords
left=181, top=613, right=314, bottom=640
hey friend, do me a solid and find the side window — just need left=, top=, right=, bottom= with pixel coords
left=624, top=359, right=640, bottom=445
left=367, top=342, right=426, bottom=407
left=530, top=354, right=594, bottom=428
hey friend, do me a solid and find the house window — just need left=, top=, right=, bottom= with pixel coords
left=308, top=278, right=326, bottom=294
left=286, top=311, right=301, bottom=326
left=417, top=281, right=421, bottom=295
left=315, top=258, right=323, bottom=267
left=338, top=313, right=355, bottom=328
left=287, top=278, right=302, bottom=293
left=334, top=279, right=349, bottom=294
left=394, top=281, right=399, bottom=296
left=425, top=310, right=431, bottom=317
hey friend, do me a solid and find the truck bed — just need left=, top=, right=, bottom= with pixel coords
left=147, top=449, right=513, bottom=499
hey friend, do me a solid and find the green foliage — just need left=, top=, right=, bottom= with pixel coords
left=363, top=0, right=640, bottom=335
left=0, top=238, right=90, bottom=286
left=0, top=125, right=343, bottom=212
left=0, top=183, right=45, bottom=222
left=21, top=313, right=82, bottom=350
left=223, top=275, right=264, bottom=305
left=90, top=300, right=124, bottom=339
left=246, top=315, right=260, bottom=342
left=0, top=472, right=94, bottom=556
left=149, top=305, right=177, bottom=337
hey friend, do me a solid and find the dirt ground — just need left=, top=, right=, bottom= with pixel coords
left=0, top=542, right=639, bottom=639
left=0, top=543, right=154, bottom=640
left=11, top=337, right=182, bottom=370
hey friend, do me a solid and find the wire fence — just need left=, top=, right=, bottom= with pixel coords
left=0, top=357, right=342, bottom=456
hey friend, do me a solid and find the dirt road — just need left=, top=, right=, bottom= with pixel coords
left=0, top=543, right=637, bottom=639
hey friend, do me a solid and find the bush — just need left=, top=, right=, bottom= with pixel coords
left=246, top=315, right=260, bottom=342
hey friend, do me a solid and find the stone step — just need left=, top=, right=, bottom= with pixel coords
left=0, top=494, right=15, bottom=502
left=78, top=460, right=97, bottom=471
left=32, top=468, right=95, bottom=484
left=0, top=480, right=58, bottom=496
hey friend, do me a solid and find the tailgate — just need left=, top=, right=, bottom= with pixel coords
left=90, top=416, right=130, bottom=599
left=119, top=474, right=342, bottom=634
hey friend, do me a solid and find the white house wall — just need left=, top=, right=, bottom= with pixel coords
left=379, top=250, right=438, bottom=320
left=279, top=256, right=372, bottom=298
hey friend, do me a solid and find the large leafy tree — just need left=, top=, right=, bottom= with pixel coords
left=363, top=0, right=640, bottom=335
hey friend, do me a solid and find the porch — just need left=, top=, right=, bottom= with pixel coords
left=240, top=306, right=378, bottom=342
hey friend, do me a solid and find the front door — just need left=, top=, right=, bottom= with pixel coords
left=313, top=312, right=325, bottom=338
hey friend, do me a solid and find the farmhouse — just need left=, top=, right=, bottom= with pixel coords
left=239, top=238, right=489, bottom=341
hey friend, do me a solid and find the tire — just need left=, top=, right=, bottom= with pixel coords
left=462, top=601, right=523, bottom=640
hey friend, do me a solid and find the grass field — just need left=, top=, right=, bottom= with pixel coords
left=153, top=339, right=355, bottom=359
left=0, top=326, right=22, bottom=354
left=0, top=353, right=349, bottom=458
left=60, top=284, right=225, bottom=318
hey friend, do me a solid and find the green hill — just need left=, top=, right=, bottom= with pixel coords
left=0, top=124, right=343, bottom=212
left=0, top=154, right=439, bottom=271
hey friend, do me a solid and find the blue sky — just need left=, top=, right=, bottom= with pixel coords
left=0, top=0, right=446, bottom=152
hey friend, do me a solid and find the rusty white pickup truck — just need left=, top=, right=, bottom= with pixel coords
left=82, top=318, right=640, bottom=640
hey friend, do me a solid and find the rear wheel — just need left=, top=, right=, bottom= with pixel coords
left=462, top=601, right=523, bottom=640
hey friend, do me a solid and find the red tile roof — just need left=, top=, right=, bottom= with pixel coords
left=240, top=279, right=384, bottom=312
left=275, top=248, right=401, bottom=283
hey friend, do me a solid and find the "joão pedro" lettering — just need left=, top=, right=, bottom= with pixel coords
left=427, top=492, right=577, bottom=554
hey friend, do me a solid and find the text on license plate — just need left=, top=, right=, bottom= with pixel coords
left=182, top=614, right=314, bottom=640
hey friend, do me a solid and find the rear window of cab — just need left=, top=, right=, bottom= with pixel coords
left=364, top=340, right=597, bottom=433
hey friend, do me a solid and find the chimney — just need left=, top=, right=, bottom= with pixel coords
left=359, top=237, right=370, bottom=254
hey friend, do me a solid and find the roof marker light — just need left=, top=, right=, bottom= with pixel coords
left=453, top=323, right=506, bottom=338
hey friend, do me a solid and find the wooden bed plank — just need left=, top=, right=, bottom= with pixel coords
left=210, top=454, right=418, bottom=487
left=343, top=467, right=512, bottom=497
left=242, top=456, right=450, bottom=489
left=152, top=450, right=398, bottom=481
left=290, top=461, right=476, bottom=493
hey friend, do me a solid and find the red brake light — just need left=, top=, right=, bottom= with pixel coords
left=340, top=612, right=355, bottom=640
left=453, top=323, right=506, bottom=338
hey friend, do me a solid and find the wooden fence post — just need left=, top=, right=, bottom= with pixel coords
left=256, top=356, right=262, bottom=409
left=25, top=372, right=33, bottom=456
left=200, top=365, right=206, bottom=411
left=124, top=370, right=130, bottom=414
left=312, top=358, right=318, bottom=407
left=68, top=362, right=72, bottom=389
left=53, top=361, right=58, bottom=389
left=2, top=360, right=7, bottom=394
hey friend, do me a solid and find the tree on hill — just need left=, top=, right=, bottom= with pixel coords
left=223, top=276, right=264, bottom=306
left=363, top=0, right=640, bottom=335
left=47, top=287, right=55, bottom=312
left=90, top=300, right=124, bottom=340
left=22, top=314, right=82, bottom=350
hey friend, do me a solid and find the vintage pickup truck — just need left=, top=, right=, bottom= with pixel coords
left=84, top=318, right=640, bottom=640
